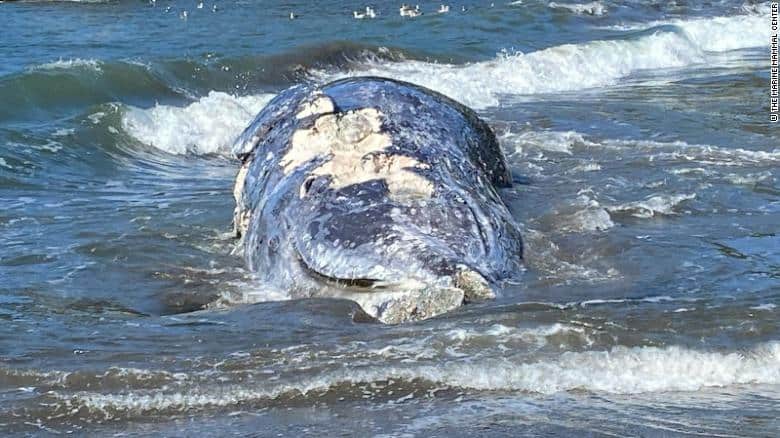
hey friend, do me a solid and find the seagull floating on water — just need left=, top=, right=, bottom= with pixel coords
left=354, top=6, right=376, bottom=19
left=212, top=4, right=218, bottom=12
left=196, top=2, right=203, bottom=9
left=400, top=4, right=421, bottom=17
left=180, top=10, right=188, bottom=19
left=289, top=12, right=297, bottom=19
left=438, top=4, right=449, bottom=13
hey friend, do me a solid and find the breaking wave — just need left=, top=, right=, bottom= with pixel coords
left=114, top=9, right=767, bottom=154
left=122, top=92, right=274, bottom=155
left=53, top=342, right=780, bottom=417
left=314, top=10, right=767, bottom=109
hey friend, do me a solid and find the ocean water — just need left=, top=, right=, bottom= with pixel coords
left=1, top=0, right=778, bottom=435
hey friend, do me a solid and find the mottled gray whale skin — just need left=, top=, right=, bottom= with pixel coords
left=232, top=77, right=523, bottom=323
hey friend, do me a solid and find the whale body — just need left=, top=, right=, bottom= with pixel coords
left=232, top=77, right=523, bottom=323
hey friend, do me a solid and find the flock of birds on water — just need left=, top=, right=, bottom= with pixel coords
left=296, top=4, right=488, bottom=20
left=146, top=0, right=498, bottom=21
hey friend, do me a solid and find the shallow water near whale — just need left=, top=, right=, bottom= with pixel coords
left=1, top=0, right=779, bottom=435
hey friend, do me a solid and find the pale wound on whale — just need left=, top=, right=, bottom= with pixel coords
left=350, top=286, right=465, bottom=324
left=360, top=153, right=433, bottom=201
left=283, top=108, right=434, bottom=201
left=295, top=94, right=335, bottom=119
left=454, top=267, right=496, bottom=302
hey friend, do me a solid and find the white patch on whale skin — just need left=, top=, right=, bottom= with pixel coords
left=357, top=153, right=433, bottom=201
left=295, top=94, right=335, bottom=119
left=283, top=108, right=434, bottom=201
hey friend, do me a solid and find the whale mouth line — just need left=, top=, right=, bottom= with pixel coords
left=295, top=249, right=384, bottom=289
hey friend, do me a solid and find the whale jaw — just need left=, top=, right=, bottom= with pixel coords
left=352, top=286, right=465, bottom=324
left=298, top=255, right=496, bottom=324
left=343, top=270, right=496, bottom=324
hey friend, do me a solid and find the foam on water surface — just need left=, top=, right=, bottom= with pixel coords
left=54, top=342, right=780, bottom=417
left=502, top=130, right=780, bottom=166
left=29, top=58, right=103, bottom=72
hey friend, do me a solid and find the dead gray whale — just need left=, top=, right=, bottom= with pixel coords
left=232, top=77, right=523, bottom=323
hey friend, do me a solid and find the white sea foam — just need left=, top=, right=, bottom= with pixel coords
left=646, top=144, right=780, bottom=166
left=523, top=228, right=620, bottom=282
left=608, top=193, right=696, bottom=218
left=568, top=162, right=601, bottom=173
left=504, top=130, right=585, bottom=155
left=428, top=342, right=780, bottom=394
left=548, top=1, right=606, bottom=16
left=565, top=206, right=614, bottom=232
left=122, top=91, right=274, bottom=155
left=545, top=194, right=615, bottom=233
left=360, top=323, right=593, bottom=362
left=63, top=342, right=780, bottom=414
left=606, top=5, right=769, bottom=52
left=52, top=128, right=75, bottom=137
left=30, top=58, right=102, bottom=72
left=316, top=11, right=764, bottom=109
left=750, top=303, right=777, bottom=311
left=317, top=31, right=703, bottom=109
left=502, top=130, right=780, bottom=167
left=573, top=295, right=680, bottom=307
left=443, top=323, right=589, bottom=347
left=208, top=281, right=292, bottom=309
left=675, top=13, right=768, bottom=52
left=723, top=171, right=774, bottom=185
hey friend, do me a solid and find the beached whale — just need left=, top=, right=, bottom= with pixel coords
left=231, top=77, right=523, bottom=323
